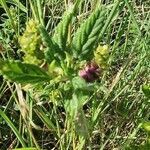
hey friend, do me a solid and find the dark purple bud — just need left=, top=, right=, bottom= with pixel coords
left=79, top=62, right=100, bottom=82
left=86, top=62, right=99, bottom=73
left=79, top=70, right=88, bottom=81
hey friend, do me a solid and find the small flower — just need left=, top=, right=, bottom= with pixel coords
left=79, top=62, right=100, bottom=82
left=19, top=19, right=42, bottom=64
left=94, top=45, right=109, bottom=69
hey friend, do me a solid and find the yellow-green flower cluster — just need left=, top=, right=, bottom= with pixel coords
left=19, top=19, right=43, bottom=64
left=94, top=45, right=109, bottom=69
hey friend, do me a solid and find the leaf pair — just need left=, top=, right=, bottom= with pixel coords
left=40, top=4, right=107, bottom=63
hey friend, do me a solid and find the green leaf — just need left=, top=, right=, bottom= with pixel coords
left=52, top=3, right=77, bottom=51
left=0, top=109, right=26, bottom=147
left=0, top=60, right=50, bottom=84
left=65, top=92, right=88, bottom=119
left=39, top=25, right=63, bottom=63
left=142, top=85, right=150, bottom=98
left=72, top=7, right=106, bottom=59
left=72, top=77, right=87, bottom=90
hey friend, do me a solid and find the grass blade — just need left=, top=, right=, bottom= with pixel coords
left=0, top=109, right=27, bottom=147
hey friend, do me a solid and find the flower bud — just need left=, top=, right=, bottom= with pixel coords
left=79, top=62, right=100, bottom=82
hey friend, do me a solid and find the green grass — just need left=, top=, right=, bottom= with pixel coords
left=0, top=0, right=150, bottom=150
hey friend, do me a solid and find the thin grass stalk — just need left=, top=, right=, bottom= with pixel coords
left=51, top=95, right=63, bottom=149
left=0, top=82, right=7, bottom=100
left=17, top=0, right=20, bottom=36
left=33, top=105, right=58, bottom=134
left=37, top=0, right=44, bottom=26
left=124, top=0, right=141, bottom=35
left=28, top=93, right=33, bottom=147
left=15, top=84, right=41, bottom=149
left=92, top=58, right=131, bottom=124
left=122, top=123, right=143, bottom=148
left=27, top=125, right=41, bottom=150
left=99, top=0, right=121, bottom=39
left=0, top=109, right=27, bottom=147
left=28, top=0, right=38, bottom=21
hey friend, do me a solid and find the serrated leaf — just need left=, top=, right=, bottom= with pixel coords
left=52, top=4, right=77, bottom=51
left=0, top=60, right=50, bottom=84
left=72, top=7, right=106, bottom=59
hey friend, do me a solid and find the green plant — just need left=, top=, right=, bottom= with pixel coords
left=0, top=0, right=149, bottom=149
left=0, top=2, right=110, bottom=149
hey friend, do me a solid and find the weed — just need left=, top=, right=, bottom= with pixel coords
left=0, top=0, right=149, bottom=149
